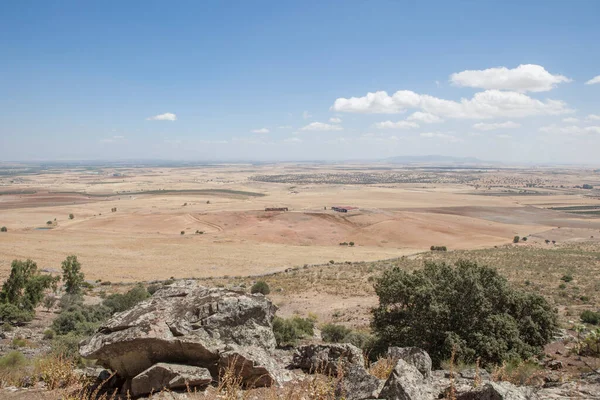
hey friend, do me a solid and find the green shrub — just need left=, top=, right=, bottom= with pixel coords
left=321, top=323, right=352, bottom=343
left=0, top=226, right=7, bottom=232
left=372, top=260, right=558, bottom=368
left=43, top=329, right=56, bottom=340
left=12, top=337, right=28, bottom=348
left=561, top=274, right=573, bottom=283
left=521, top=237, right=528, bottom=242
left=349, top=242, right=355, bottom=247
left=0, top=303, right=34, bottom=325
left=69, top=213, right=74, bottom=220
left=250, top=280, right=270, bottom=295
left=272, top=316, right=314, bottom=346
left=0, top=351, right=26, bottom=369
left=147, top=284, right=161, bottom=295
left=102, top=284, right=150, bottom=314
left=342, top=330, right=375, bottom=350
left=581, top=310, right=600, bottom=325
left=430, top=246, right=447, bottom=251
left=513, top=236, right=520, bottom=243
left=329, top=260, right=335, bottom=264
left=558, top=283, right=567, bottom=290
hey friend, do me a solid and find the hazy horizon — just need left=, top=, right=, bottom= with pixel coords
left=2, top=1, right=599, bottom=164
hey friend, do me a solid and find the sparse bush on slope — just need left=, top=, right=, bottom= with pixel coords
left=372, top=260, right=558, bottom=368
left=251, top=280, right=270, bottom=295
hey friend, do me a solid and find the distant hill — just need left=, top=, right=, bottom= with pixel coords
left=382, top=155, right=487, bottom=164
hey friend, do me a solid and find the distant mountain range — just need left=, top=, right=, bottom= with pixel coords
left=382, top=155, right=489, bottom=164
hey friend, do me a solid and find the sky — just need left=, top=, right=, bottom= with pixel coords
left=1, top=0, right=600, bottom=164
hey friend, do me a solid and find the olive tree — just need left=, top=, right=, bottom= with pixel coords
left=372, top=260, right=557, bottom=367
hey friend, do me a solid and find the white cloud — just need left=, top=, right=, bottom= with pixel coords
left=406, top=112, right=443, bottom=123
left=586, top=75, right=600, bottom=85
left=374, top=120, right=419, bottom=129
left=420, top=132, right=462, bottom=142
left=284, top=137, right=302, bottom=143
left=473, top=121, right=521, bottom=131
left=562, top=117, right=579, bottom=123
left=100, top=135, right=125, bottom=143
left=303, top=111, right=312, bottom=119
left=300, top=122, right=343, bottom=131
left=251, top=128, right=270, bottom=134
left=147, top=112, right=177, bottom=121
left=329, top=117, right=342, bottom=123
left=331, top=89, right=571, bottom=119
left=496, top=134, right=513, bottom=140
left=587, top=114, right=600, bottom=121
left=450, top=64, right=571, bottom=92
left=331, top=90, right=420, bottom=114
left=539, top=124, right=600, bottom=136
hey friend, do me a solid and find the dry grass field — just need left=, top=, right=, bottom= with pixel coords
left=1, top=162, right=599, bottom=283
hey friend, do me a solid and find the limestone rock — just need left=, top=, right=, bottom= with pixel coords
left=80, top=281, right=277, bottom=380
left=291, top=344, right=365, bottom=375
left=457, top=382, right=538, bottom=400
left=131, top=363, right=212, bottom=396
left=377, top=359, right=433, bottom=400
left=387, top=347, right=432, bottom=379
left=336, top=364, right=385, bottom=400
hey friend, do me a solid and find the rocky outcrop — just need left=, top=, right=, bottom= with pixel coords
left=457, top=381, right=538, bottom=400
left=291, top=343, right=365, bottom=375
left=387, top=347, right=432, bottom=379
left=80, top=281, right=279, bottom=390
left=130, top=363, right=212, bottom=396
left=378, top=359, right=433, bottom=400
left=336, top=364, right=385, bottom=400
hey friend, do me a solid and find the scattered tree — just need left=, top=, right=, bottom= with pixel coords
left=349, top=242, right=355, bottom=247
left=372, top=260, right=557, bottom=367
left=0, top=259, right=59, bottom=324
left=430, top=246, right=447, bottom=252
left=329, top=260, right=335, bottom=264
left=251, top=280, right=270, bottom=295
left=61, top=255, right=84, bottom=295
left=1, top=226, right=7, bottom=232
left=513, top=236, right=520, bottom=243
left=180, top=231, right=185, bottom=235
left=522, top=237, right=528, bottom=242
left=46, top=221, right=53, bottom=226
left=68, top=213, right=74, bottom=220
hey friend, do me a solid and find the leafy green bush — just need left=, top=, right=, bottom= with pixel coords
left=372, top=260, right=558, bottom=367
left=43, top=329, right=56, bottom=340
left=0, top=226, right=7, bottom=232
left=272, top=316, right=314, bottom=346
left=321, top=323, right=352, bottom=343
left=513, top=236, right=520, bottom=243
left=0, top=351, right=26, bottom=369
left=430, top=246, right=447, bottom=251
left=250, top=280, right=270, bottom=295
left=0, top=303, right=34, bottom=325
left=102, top=284, right=150, bottom=313
left=581, top=310, right=600, bottom=325
left=69, top=213, right=74, bottom=220
left=560, top=274, right=573, bottom=283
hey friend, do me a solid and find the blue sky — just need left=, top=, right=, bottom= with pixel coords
left=1, top=0, right=599, bottom=163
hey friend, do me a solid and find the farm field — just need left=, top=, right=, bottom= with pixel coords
left=1, top=162, right=599, bottom=282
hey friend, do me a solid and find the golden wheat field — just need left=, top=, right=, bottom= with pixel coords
left=1, top=163, right=599, bottom=282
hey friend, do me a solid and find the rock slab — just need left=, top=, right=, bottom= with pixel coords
left=131, top=363, right=212, bottom=396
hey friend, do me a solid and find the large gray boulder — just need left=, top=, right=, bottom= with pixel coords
left=387, top=347, right=432, bottom=379
left=80, top=281, right=277, bottom=382
left=336, top=364, right=385, bottom=400
left=130, top=363, right=212, bottom=396
left=457, top=382, right=538, bottom=400
left=291, top=343, right=365, bottom=375
left=377, top=359, right=434, bottom=400
left=218, top=345, right=285, bottom=388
